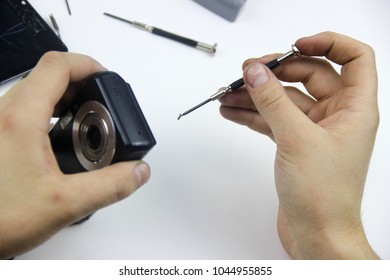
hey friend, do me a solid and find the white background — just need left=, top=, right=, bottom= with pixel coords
left=1, top=0, right=389, bottom=259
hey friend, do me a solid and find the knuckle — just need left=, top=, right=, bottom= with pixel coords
left=258, top=90, right=285, bottom=111
left=106, top=166, right=135, bottom=201
left=39, top=51, right=67, bottom=68
left=114, top=175, right=134, bottom=201
left=0, top=104, right=23, bottom=132
left=350, top=40, right=375, bottom=60
left=362, top=43, right=376, bottom=59
left=367, top=110, right=380, bottom=133
left=352, top=39, right=376, bottom=60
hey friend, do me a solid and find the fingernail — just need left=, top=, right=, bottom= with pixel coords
left=246, top=63, right=270, bottom=89
left=134, top=162, right=150, bottom=187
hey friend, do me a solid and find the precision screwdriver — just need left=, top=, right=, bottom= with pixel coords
left=103, top=12, right=217, bottom=54
left=177, top=44, right=302, bottom=120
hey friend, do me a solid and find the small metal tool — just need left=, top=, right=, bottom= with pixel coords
left=103, top=12, right=217, bottom=54
left=65, top=0, right=71, bottom=15
left=177, top=44, right=302, bottom=120
left=49, top=13, right=61, bottom=39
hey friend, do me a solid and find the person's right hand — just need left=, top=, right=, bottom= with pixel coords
left=219, top=32, right=379, bottom=259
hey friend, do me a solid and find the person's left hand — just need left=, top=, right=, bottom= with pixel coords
left=0, top=52, right=150, bottom=259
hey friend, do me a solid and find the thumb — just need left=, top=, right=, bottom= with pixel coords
left=64, top=161, right=151, bottom=218
left=243, top=62, right=308, bottom=140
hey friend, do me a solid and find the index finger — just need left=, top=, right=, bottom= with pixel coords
left=295, top=31, right=377, bottom=90
left=15, top=52, right=106, bottom=118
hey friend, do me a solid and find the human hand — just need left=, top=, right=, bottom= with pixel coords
left=219, top=32, right=379, bottom=259
left=0, top=52, right=150, bottom=259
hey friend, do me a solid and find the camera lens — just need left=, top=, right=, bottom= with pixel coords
left=79, top=113, right=108, bottom=162
left=73, top=101, right=116, bottom=171
left=86, top=125, right=102, bottom=150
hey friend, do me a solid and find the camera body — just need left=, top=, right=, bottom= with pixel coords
left=50, top=71, right=156, bottom=174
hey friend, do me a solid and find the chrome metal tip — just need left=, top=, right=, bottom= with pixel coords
left=292, top=44, right=302, bottom=57
left=210, top=87, right=229, bottom=101
left=196, top=42, right=217, bottom=54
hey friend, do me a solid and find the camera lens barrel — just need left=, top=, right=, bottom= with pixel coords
left=72, top=101, right=116, bottom=171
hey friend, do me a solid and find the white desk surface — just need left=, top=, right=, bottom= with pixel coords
left=1, top=0, right=389, bottom=259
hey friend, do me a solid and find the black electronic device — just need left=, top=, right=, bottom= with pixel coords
left=49, top=71, right=156, bottom=174
left=0, top=0, right=68, bottom=84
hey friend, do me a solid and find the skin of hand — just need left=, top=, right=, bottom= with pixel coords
left=219, top=32, right=379, bottom=259
left=0, top=52, right=150, bottom=259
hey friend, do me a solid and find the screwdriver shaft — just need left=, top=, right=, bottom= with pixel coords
left=177, top=44, right=301, bottom=120
left=177, top=98, right=211, bottom=120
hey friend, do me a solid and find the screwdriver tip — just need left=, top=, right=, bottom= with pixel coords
left=177, top=114, right=183, bottom=120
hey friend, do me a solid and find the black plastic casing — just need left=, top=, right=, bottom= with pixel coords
left=49, top=71, right=156, bottom=174
left=0, top=0, right=68, bottom=84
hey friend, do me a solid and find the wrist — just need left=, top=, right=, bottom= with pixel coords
left=290, top=222, right=379, bottom=259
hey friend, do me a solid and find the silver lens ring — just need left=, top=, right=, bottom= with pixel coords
left=72, top=101, right=116, bottom=171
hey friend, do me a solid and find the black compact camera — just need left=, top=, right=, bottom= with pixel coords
left=49, top=71, right=156, bottom=174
